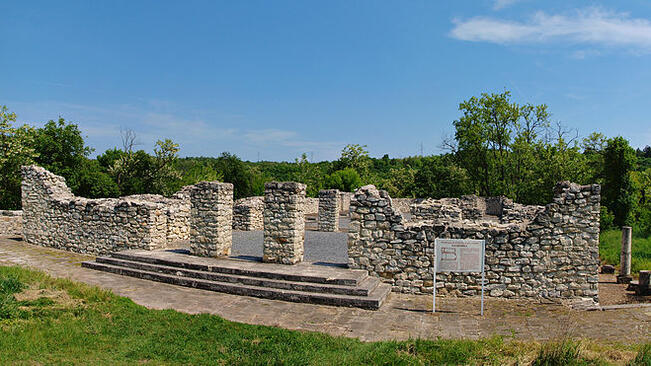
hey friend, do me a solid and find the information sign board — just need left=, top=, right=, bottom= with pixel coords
left=433, top=239, right=486, bottom=315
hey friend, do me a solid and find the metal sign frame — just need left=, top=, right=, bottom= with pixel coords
left=432, top=238, right=486, bottom=316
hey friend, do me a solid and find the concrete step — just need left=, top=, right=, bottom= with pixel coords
left=110, top=250, right=367, bottom=286
left=81, top=261, right=392, bottom=310
left=94, top=256, right=380, bottom=296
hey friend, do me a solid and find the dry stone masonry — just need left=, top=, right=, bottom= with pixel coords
left=348, top=181, right=601, bottom=302
left=233, top=196, right=264, bottom=231
left=304, top=197, right=319, bottom=215
left=189, top=181, right=234, bottom=257
left=21, top=165, right=233, bottom=256
left=339, top=192, right=352, bottom=215
left=0, top=210, right=22, bottom=236
left=22, top=166, right=174, bottom=254
left=318, top=189, right=340, bottom=232
left=263, top=182, right=306, bottom=264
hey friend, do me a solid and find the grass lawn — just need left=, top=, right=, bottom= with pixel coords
left=0, top=265, right=649, bottom=365
left=599, top=230, right=651, bottom=274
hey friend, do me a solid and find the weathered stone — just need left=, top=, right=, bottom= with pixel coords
left=0, top=210, right=22, bottom=236
left=189, top=181, right=233, bottom=258
left=263, top=182, right=306, bottom=264
left=348, top=181, right=601, bottom=302
left=233, top=196, right=263, bottom=231
left=21, top=165, right=194, bottom=254
left=318, top=189, right=340, bottom=232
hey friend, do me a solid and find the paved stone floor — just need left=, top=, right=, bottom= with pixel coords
left=0, top=236, right=649, bottom=343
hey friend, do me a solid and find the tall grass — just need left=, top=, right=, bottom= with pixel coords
left=628, top=344, right=651, bottom=366
left=599, top=229, right=651, bottom=274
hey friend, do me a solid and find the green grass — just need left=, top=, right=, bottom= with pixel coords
left=628, top=344, right=651, bottom=366
left=599, top=230, right=651, bottom=274
left=0, top=265, right=646, bottom=365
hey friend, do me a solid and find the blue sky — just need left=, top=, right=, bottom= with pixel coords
left=2, top=0, right=651, bottom=161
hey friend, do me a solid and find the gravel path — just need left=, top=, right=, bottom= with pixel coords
left=232, top=231, right=348, bottom=265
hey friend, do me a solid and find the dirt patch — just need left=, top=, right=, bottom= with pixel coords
left=598, top=273, right=651, bottom=306
left=14, top=286, right=83, bottom=308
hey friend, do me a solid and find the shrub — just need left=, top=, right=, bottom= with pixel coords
left=533, top=338, right=585, bottom=366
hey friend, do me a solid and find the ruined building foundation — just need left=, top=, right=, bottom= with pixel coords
left=348, top=182, right=601, bottom=302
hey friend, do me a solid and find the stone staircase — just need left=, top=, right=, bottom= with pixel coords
left=82, top=249, right=391, bottom=310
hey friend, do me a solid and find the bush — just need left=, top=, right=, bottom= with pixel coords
left=600, top=206, right=616, bottom=231
left=533, top=338, right=585, bottom=366
left=326, top=168, right=363, bottom=192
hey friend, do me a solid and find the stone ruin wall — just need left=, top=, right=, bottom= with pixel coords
left=409, top=195, right=545, bottom=225
left=304, top=197, right=319, bottom=215
left=233, top=196, right=264, bottom=231
left=263, top=182, right=306, bottom=264
left=318, top=189, right=340, bottom=232
left=0, top=210, right=22, bottom=236
left=339, top=192, right=352, bottom=215
left=20, top=165, right=233, bottom=256
left=189, top=181, right=233, bottom=257
left=348, top=182, right=601, bottom=302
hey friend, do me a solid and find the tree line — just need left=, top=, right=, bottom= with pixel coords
left=1, top=91, right=650, bottom=235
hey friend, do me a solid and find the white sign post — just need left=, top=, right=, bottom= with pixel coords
left=432, top=238, right=486, bottom=316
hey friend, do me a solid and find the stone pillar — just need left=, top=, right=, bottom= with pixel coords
left=617, top=226, right=633, bottom=284
left=263, top=182, right=306, bottom=264
left=637, top=271, right=651, bottom=296
left=189, top=181, right=233, bottom=257
left=318, top=189, right=340, bottom=232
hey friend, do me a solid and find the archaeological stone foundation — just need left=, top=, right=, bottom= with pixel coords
left=6, top=165, right=601, bottom=302
left=348, top=182, right=601, bottom=301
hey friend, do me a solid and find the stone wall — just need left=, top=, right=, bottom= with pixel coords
left=233, top=196, right=264, bottom=231
left=391, top=198, right=417, bottom=215
left=263, top=182, right=306, bottom=264
left=409, top=195, right=544, bottom=225
left=348, top=182, right=600, bottom=302
left=22, top=166, right=172, bottom=254
left=189, top=181, right=234, bottom=257
left=304, top=197, right=319, bottom=215
left=20, top=165, right=229, bottom=256
left=339, top=192, right=352, bottom=215
left=318, top=189, right=340, bottom=232
left=123, top=191, right=191, bottom=244
left=0, top=210, right=22, bottom=236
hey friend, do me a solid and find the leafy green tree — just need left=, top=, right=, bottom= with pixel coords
left=381, top=166, right=416, bottom=198
left=603, top=137, right=638, bottom=227
left=453, top=91, right=520, bottom=196
left=293, top=153, right=322, bottom=197
left=413, top=157, right=472, bottom=198
left=0, top=106, right=37, bottom=209
left=338, top=144, right=370, bottom=179
left=75, top=160, right=120, bottom=198
left=150, top=139, right=182, bottom=196
left=215, top=152, right=261, bottom=199
left=108, top=149, right=156, bottom=196
left=31, top=118, right=93, bottom=192
left=326, top=168, right=362, bottom=192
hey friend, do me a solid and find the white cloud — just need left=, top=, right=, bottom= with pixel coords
left=450, top=7, right=651, bottom=52
left=493, top=0, right=522, bottom=11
